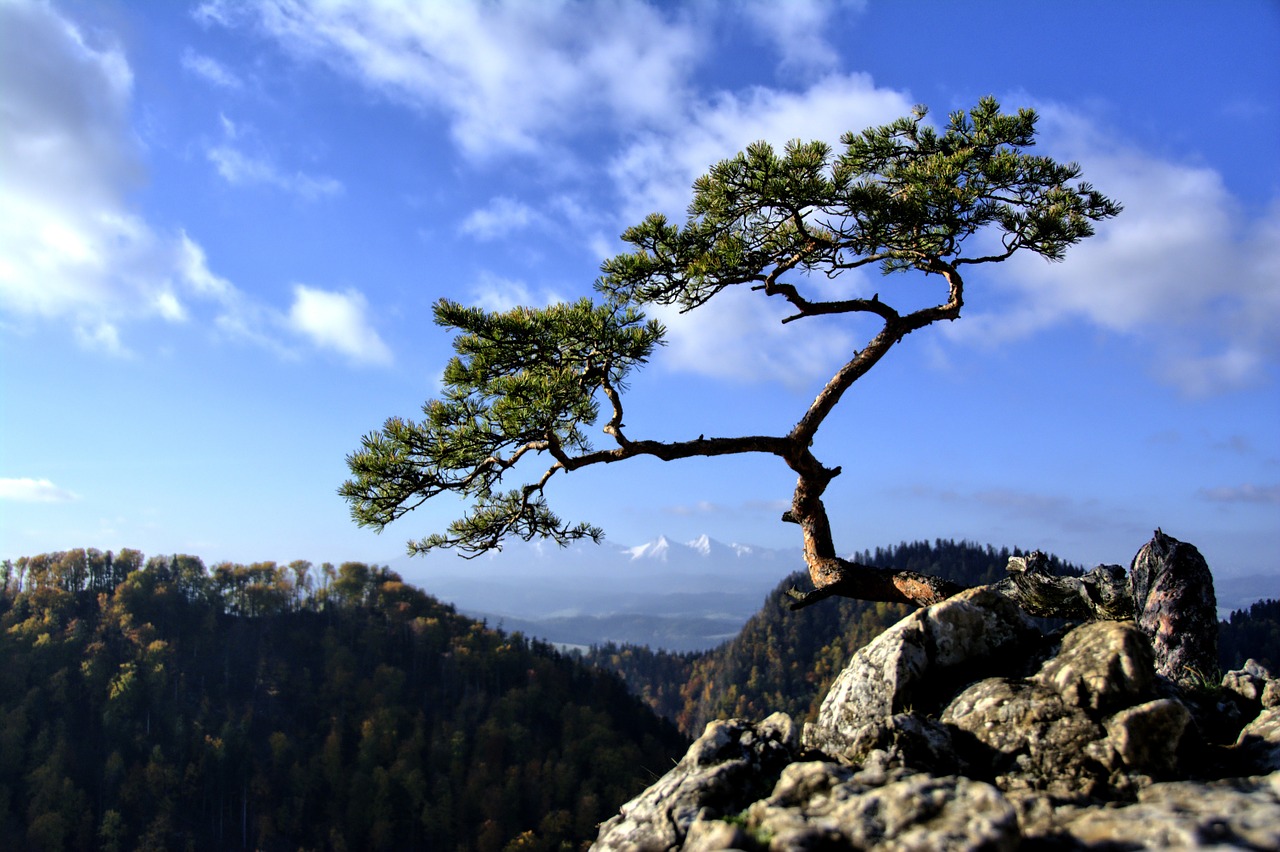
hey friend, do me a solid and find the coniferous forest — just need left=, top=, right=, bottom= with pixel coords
left=0, top=550, right=686, bottom=852
left=3, top=541, right=1277, bottom=851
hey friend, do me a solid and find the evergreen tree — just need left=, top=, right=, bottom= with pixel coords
left=342, top=99, right=1120, bottom=612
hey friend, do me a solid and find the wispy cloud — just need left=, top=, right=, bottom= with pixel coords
left=468, top=272, right=567, bottom=313
left=207, top=144, right=343, bottom=201
left=459, top=196, right=541, bottom=241
left=181, top=47, right=242, bottom=89
left=0, top=478, right=79, bottom=503
left=287, top=285, right=392, bottom=366
left=741, top=0, right=866, bottom=77
left=202, top=0, right=704, bottom=160
left=1198, top=484, right=1280, bottom=505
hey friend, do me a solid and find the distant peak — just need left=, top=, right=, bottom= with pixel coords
left=628, top=535, right=672, bottom=561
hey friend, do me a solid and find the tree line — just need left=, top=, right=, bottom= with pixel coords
left=0, top=548, right=687, bottom=851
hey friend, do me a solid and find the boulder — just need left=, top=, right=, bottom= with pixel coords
left=941, top=677, right=1110, bottom=796
left=802, top=586, right=1038, bottom=760
left=1236, top=706, right=1280, bottom=773
left=1130, top=529, right=1218, bottom=686
left=745, top=759, right=1019, bottom=852
left=591, top=712, right=796, bottom=851
left=1030, top=620, right=1155, bottom=713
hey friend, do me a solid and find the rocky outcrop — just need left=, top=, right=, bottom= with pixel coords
left=593, top=541, right=1280, bottom=851
left=1130, top=529, right=1219, bottom=687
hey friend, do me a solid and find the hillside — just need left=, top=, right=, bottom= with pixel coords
left=0, top=550, right=687, bottom=852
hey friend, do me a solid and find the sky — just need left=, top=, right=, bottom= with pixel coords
left=1, top=0, right=1278, bottom=585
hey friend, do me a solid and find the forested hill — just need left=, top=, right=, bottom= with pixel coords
left=0, top=550, right=687, bottom=852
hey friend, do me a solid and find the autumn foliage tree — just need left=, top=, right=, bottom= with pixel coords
left=341, top=98, right=1120, bottom=610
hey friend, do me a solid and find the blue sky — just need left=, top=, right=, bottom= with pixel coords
left=2, top=0, right=1277, bottom=582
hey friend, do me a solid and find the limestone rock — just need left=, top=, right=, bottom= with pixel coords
left=941, top=677, right=1109, bottom=796
left=1031, top=620, right=1156, bottom=713
left=802, top=587, right=1038, bottom=760
left=593, top=542, right=1279, bottom=851
left=591, top=712, right=796, bottom=851
left=1130, top=529, right=1218, bottom=686
left=1038, top=772, right=1280, bottom=849
left=1236, top=706, right=1280, bottom=773
left=1102, top=697, right=1190, bottom=775
left=745, top=759, right=1019, bottom=852
left=1222, top=658, right=1280, bottom=721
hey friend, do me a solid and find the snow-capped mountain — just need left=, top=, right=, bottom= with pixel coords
left=392, top=533, right=803, bottom=627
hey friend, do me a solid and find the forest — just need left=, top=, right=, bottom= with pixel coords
left=3, top=541, right=1277, bottom=850
left=0, top=550, right=686, bottom=851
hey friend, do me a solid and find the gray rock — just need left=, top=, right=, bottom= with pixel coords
left=1031, top=619, right=1155, bottom=713
left=746, top=764, right=1019, bottom=852
left=1037, top=772, right=1280, bottom=850
left=1222, top=658, right=1280, bottom=711
left=1130, top=529, right=1219, bottom=686
left=1236, top=706, right=1280, bottom=773
left=593, top=543, right=1280, bottom=851
left=830, top=713, right=964, bottom=775
left=803, top=587, right=1037, bottom=760
left=941, top=677, right=1109, bottom=796
left=680, top=817, right=751, bottom=852
left=591, top=713, right=796, bottom=852
left=1103, top=697, right=1190, bottom=775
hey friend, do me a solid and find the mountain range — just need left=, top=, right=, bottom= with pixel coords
left=391, top=534, right=1280, bottom=652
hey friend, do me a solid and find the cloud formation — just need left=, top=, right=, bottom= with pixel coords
left=0, top=478, right=79, bottom=503
left=0, top=1, right=381, bottom=364
left=0, top=1, right=248, bottom=355
left=181, top=47, right=243, bottom=89
left=287, top=285, right=393, bottom=366
left=950, top=103, right=1280, bottom=396
left=1198, top=484, right=1280, bottom=505
left=201, top=0, right=703, bottom=160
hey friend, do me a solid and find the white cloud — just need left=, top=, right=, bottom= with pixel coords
left=460, top=197, right=541, bottom=241
left=1198, top=484, right=1280, bottom=505
left=181, top=47, right=243, bottom=88
left=947, top=102, right=1280, bottom=396
left=470, top=272, right=566, bottom=313
left=605, top=74, right=914, bottom=385
left=287, top=284, right=392, bottom=366
left=205, top=0, right=703, bottom=160
left=650, top=287, right=859, bottom=388
left=0, top=478, right=80, bottom=503
left=609, top=73, right=914, bottom=223
left=741, top=0, right=866, bottom=77
left=207, top=144, right=343, bottom=201
left=0, top=0, right=272, bottom=355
